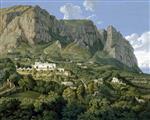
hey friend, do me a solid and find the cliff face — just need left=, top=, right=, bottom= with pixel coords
left=0, top=5, right=138, bottom=68
left=59, top=20, right=103, bottom=53
left=103, top=26, right=138, bottom=67
left=0, top=5, right=59, bottom=46
left=0, top=6, right=103, bottom=52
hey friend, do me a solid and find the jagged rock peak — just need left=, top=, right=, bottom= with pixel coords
left=107, top=25, right=117, bottom=31
left=104, top=25, right=138, bottom=67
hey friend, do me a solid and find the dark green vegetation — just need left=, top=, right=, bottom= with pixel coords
left=0, top=58, right=150, bottom=120
left=0, top=58, right=20, bottom=84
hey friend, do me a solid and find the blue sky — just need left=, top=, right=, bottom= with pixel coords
left=1, top=0, right=150, bottom=73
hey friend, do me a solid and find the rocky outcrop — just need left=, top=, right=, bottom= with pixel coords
left=0, top=5, right=103, bottom=52
left=59, top=20, right=103, bottom=53
left=98, top=29, right=107, bottom=45
left=103, top=26, right=138, bottom=67
left=0, top=5, right=138, bottom=68
left=0, top=5, right=60, bottom=46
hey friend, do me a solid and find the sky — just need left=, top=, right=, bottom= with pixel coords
left=0, top=0, right=150, bottom=73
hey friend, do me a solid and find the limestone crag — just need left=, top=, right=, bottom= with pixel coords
left=58, top=20, right=103, bottom=53
left=0, top=5, right=60, bottom=46
left=104, top=26, right=137, bottom=67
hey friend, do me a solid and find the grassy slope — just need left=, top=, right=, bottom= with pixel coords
left=62, top=42, right=92, bottom=61
left=43, top=41, right=62, bottom=58
left=9, top=91, right=41, bottom=99
left=91, top=51, right=141, bottom=73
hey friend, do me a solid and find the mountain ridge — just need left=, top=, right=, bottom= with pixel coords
left=0, top=5, right=139, bottom=71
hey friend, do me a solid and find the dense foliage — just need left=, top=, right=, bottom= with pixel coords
left=0, top=58, right=150, bottom=120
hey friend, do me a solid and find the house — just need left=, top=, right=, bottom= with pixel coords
left=77, top=63, right=82, bottom=66
left=111, top=77, right=126, bottom=85
left=33, top=62, right=56, bottom=71
left=17, top=68, right=23, bottom=71
left=81, top=66, right=87, bottom=69
left=112, top=77, right=120, bottom=83
left=61, top=82, right=74, bottom=87
left=57, top=68, right=65, bottom=72
left=26, top=67, right=32, bottom=71
left=93, top=78, right=103, bottom=85
left=63, top=71, right=70, bottom=76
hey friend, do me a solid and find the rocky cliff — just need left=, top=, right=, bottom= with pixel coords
left=0, top=5, right=138, bottom=68
left=103, top=26, right=138, bottom=67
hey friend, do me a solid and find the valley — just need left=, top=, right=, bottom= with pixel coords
left=0, top=5, right=149, bottom=120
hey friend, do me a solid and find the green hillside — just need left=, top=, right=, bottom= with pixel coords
left=62, top=43, right=92, bottom=61
left=44, top=41, right=62, bottom=59
left=0, top=58, right=150, bottom=120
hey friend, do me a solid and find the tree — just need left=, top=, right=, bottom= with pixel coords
left=9, top=73, right=21, bottom=85
left=63, top=87, right=77, bottom=102
left=18, top=75, right=36, bottom=91
left=0, top=98, right=21, bottom=118
left=62, top=101, right=85, bottom=120
left=77, top=85, right=86, bottom=99
left=42, top=111, right=58, bottom=120
left=88, top=82, right=94, bottom=94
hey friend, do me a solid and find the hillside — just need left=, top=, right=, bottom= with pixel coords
left=0, top=58, right=150, bottom=120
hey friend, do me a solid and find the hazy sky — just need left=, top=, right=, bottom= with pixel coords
left=1, top=0, right=150, bottom=73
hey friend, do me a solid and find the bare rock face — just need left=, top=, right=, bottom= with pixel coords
left=0, top=5, right=102, bottom=53
left=104, top=26, right=138, bottom=67
left=0, top=5, right=138, bottom=68
left=98, top=29, right=107, bottom=45
left=0, top=5, right=59, bottom=48
left=58, top=20, right=103, bottom=53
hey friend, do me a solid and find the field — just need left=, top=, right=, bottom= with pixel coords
left=9, top=91, right=41, bottom=99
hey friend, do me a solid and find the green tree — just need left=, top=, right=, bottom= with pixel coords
left=88, top=81, right=94, bottom=94
left=77, top=85, right=86, bottom=99
left=18, top=75, right=36, bottom=91
left=62, top=101, right=85, bottom=120
left=63, top=87, right=77, bottom=102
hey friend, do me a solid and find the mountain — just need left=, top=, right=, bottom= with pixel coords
left=0, top=5, right=139, bottom=71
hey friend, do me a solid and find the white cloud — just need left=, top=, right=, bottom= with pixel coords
left=126, top=31, right=150, bottom=73
left=86, top=14, right=96, bottom=19
left=126, top=32, right=150, bottom=52
left=60, top=1, right=102, bottom=24
left=86, top=14, right=103, bottom=25
left=60, top=3, right=83, bottom=19
left=83, top=0, right=96, bottom=12
left=134, top=51, right=150, bottom=73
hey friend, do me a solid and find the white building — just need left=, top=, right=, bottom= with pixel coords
left=93, top=78, right=103, bottom=85
left=111, top=77, right=126, bottom=85
left=57, top=68, right=65, bottom=72
left=77, top=63, right=82, bottom=66
left=63, top=71, right=70, bottom=76
left=112, top=77, right=120, bottom=83
left=33, top=62, right=56, bottom=71
left=61, top=82, right=74, bottom=87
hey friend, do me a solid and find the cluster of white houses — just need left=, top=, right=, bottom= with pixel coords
left=33, top=62, right=57, bottom=71
left=111, top=77, right=126, bottom=85
left=17, top=62, right=70, bottom=76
